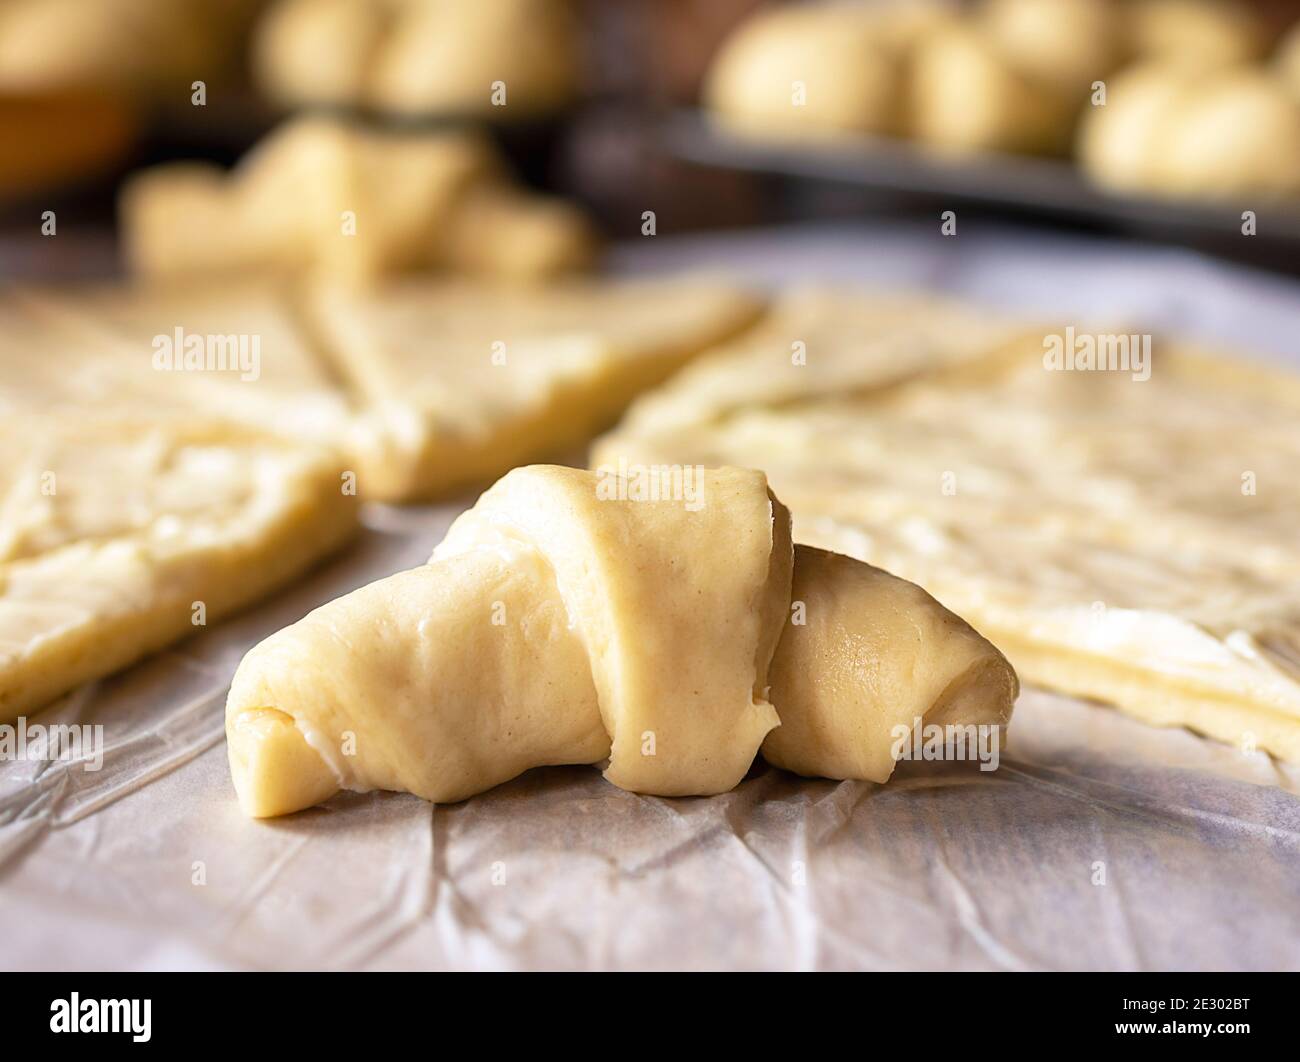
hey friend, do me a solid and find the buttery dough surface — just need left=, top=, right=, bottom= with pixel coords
left=226, top=465, right=1016, bottom=817
left=595, top=289, right=1300, bottom=762
left=4, top=282, right=353, bottom=451
left=3, top=275, right=761, bottom=504
left=0, top=413, right=358, bottom=723
left=301, top=276, right=765, bottom=500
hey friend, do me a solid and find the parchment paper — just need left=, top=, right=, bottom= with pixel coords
left=2, top=221, right=1298, bottom=971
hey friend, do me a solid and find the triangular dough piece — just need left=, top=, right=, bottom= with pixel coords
left=4, top=276, right=764, bottom=503
left=226, top=465, right=1017, bottom=817
left=300, top=276, right=766, bottom=500
left=609, top=286, right=1034, bottom=438
left=6, top=281, right=355, bottom=452
left=0, top=413, right=358, bottom=722
left=596, top=295, right=1300, bottom=764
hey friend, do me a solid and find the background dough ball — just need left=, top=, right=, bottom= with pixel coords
left=253, top=0, right=393, bottom=108
left=981, top=0, right=1125, bottom=95
left=704, top=5, right=907, bottom=137
left=0, top=0, right=224, bottom=92
left=1075, top=62, right=1197, bottom=192
left=369, top=0, right=581, bottom=119
left=1128, top=0, right=1266, bottom=71
left=1151, top=71, right=1300, bottom=200
left=909, top=23, right=1074, bottom=155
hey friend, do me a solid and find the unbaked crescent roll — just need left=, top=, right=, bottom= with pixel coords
left=226, top=466, right=1017, bottom=817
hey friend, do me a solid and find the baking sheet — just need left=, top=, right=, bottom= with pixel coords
left=3, top=222, right=1299, bottom=971
left=665, top=111, right=1300, bottom=274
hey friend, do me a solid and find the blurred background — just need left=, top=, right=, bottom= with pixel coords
left=2, top=0, right=1300, bottom=281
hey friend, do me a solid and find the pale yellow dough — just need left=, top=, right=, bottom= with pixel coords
left=302, top=276, right=765, bottom=500
left=704, top=3, right=919, bottom=139
left=252, top=0, right=395, bottom=109
left=4, top=282, right=353, bottom=452
left=3, top=275, right=758, bottom=504
left=0, top=414, right=358, bottom=723
left=595, top=289, right=1300, bottom=763
left=0, top=0, right=252, bottom=94
left=226, top=466, right=1017, bottom=817
left=1078, top=64, right=1300, bottom=201
left=910, top=21, right=1077, bottom=156
left=254, top=0, right=580, bottom=119
left=1128, top=0, right=1265, bottom=72
left=120, top=116, right=598, bottom=283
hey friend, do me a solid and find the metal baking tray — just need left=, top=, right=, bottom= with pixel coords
left=663, top=110, right=1300, bottom=272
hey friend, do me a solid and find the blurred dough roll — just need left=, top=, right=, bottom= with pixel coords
left=1078, top=64, right=1300, bottom=201
left=704, top=3, right=946, bottom=137
left=980, top=0, right=1123, bottom=92
left=706, top=0, right=1122, bottom=156
left=254, top=0, right=581, bottom=119
left=121, top=116, right=599, bottom=282
left=253, top=0, right=395, bottom=109
left=911, top=0, right=1128, bottom=156
left=1128, top=0, right=1265, bottom=72
left=0, top=0, right=254, bottom=93
left=910, top=22, right=1075, bottom=155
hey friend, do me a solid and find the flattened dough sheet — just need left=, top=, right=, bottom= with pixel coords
left=595, top=288, right=1300, bottom=762
left=302, top=276, right=764, bottom=499
left=6, top=276, right=763, bottom=502
left=0, top=413, right=358, bottom=722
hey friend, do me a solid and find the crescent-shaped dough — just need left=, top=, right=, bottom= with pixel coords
left=226, top=465, right=1017, bottom=817
left=120, top=115, right=596, bottom=284
left=764, top=546, right=1017, bottom=782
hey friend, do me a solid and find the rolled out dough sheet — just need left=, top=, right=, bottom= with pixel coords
left=301, top=276, right=765, bottom=499
left=0, top=411, right=359, bottom=722
left=6, top=275, right=764, bottom=503
left=597, top=287, right=1300, bottom=763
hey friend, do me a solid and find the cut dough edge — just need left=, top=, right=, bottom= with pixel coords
left=0, top=421, right=360, bottom=723
left=980, top=627, right=1300, bottom=762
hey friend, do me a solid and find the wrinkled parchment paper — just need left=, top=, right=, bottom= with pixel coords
left=2, top=222, right=1298, bottom=971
